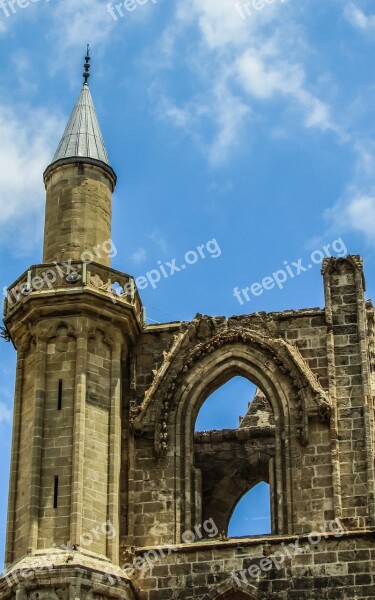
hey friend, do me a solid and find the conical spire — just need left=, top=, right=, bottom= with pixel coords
left=43, top=47, right=116, bottom=267
left=51, top=47, right=110, bottom=165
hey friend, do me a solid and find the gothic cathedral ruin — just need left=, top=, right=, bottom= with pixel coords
left=1, top=54, right=375, bottom=600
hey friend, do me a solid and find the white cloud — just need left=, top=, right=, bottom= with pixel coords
left=344, top=3, right=375, bottom=30
left=131, top=247, right=148, bottom=263
left=47, top=0, right=116, bottom=63
left=161, top=99, right=192, bottom=129
left=345, top=195, right=375, bottom=237
left=236, top=51, right=293, bottom=100
left=149, top=229, right=168, bottom=254
left=0, top=402, right=12, bottom=426
left=159, top=81, right=249, bottom=164
left=153, top=0, right=338, bottom=164
left=325, top=192, right=375, bottom=244
left=208, top=180, right=234, bottom=194
left=208, top=82, right=250, bottom=164
left=321, top=140, right=375, bottom=246
left=11, top=50, right=38, bottom=94
left=0, top=102, right=63, bottom=254
left=176, top=0, right=251, bottom=49
left=236, top=50, right=333, bottom=131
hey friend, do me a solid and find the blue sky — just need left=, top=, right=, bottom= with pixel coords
left=1, top=0, right=375, bottom=564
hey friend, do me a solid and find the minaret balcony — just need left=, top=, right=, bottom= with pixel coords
left=3, top=261, right=144, bottom=324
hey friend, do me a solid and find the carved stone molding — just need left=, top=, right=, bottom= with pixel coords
left=131, top=315, right=331, bottom=453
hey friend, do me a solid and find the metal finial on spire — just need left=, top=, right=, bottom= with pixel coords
left=83, top=44, right=90, bottom=85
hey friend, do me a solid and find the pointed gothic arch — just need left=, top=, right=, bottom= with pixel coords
left=131, top=319, right=332, bottom=542
left=206, top=579, right=259, bottom=600
left=228, top=482, right=271, bottom=537
left=195, top=375, right=257, bottom=431
left=132, top=324, right=331, bottom=452
left=174, top=343, right=290, bottom=538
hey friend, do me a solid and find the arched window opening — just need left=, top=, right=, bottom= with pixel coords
left=195, top=376, right=257, bottom=431
left=193, top=376, right=275, bottom=539
left=228, top=482, right=271, bottom=537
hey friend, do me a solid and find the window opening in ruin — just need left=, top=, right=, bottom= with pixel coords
left=195, top=376, right=256, bottom=431
left=194, top=376, right=275, bottom=538
left=228, top=482, right=271, bottom=537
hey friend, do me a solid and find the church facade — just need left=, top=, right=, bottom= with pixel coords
left=1, top=55, right=375, bottom=600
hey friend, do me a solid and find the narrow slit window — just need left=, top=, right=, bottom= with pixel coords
left=53, top=476, right=59, bottom=509
left=57, top=380, right=63, bottom=411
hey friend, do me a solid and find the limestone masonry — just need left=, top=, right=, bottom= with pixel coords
left=1, top=62, right=375, bottom=600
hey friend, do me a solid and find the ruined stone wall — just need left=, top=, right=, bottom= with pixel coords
left=131, top=531, right=375, bottom=600
left=275, top=311, right=329, bottom=390
left=194, top=430, right=275, bottom=533
left=122, top=256, right=375, bottom=600
left=323, top=259, right=374, bottom=526
left=125, top=309, right=334, bottom=549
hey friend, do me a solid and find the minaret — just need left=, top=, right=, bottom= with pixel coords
left=1, top=49, right=141, bottom=600
left=43, top=46, right=117, bottom=266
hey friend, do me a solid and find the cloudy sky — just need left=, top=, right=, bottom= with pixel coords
left=1, top=0, right=375, bottom=563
